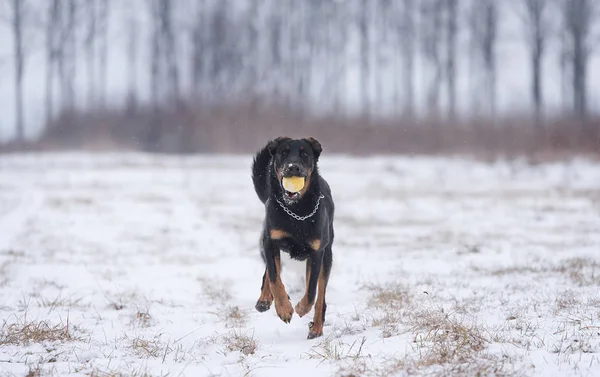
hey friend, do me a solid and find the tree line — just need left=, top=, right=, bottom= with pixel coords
left=2, top=0, right=599, bottom=145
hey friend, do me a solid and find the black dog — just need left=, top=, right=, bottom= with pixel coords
left=251, top=137, right=334, bottom=339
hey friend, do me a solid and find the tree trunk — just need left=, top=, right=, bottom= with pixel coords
left=45, top=0, right=60, bottom=127
left=567, top=0, right=590, bottom=120
left=573, top=35, right=586, bottom=119
left=446, top=0, right=457, bottom=118
left=63, top=0, right=77, bottom=111
left=150, top=0, right=160, bottom=109
left=359, top=0, right=370, bottom=117
left=483, top=0, right=497, bottom=118
left=422, top=1, right=443, bottom=113
left=191, top=0, right=206, bottom=99
left=160, top=0, right=179, bottom=103
left=532, top=38, right=542, bottom=124
left=12, top=0, right=25, bottom=142
left=98, top=0, right=109, bottom=109
left=524, top=0, right=545, bottom=126
left=127, top=7, right=137, bottom=106
left=85, top=0, right=96, bottom=109
left=401, top=0, right=415, bottom=118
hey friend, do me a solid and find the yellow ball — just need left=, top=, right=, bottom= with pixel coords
left=282, top=176, right=305, bottom=193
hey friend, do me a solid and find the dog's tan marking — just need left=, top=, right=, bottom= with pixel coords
left=309, top=239, right=321, bottom=251
left=299, top=169, right=312, bottom=197
left=269, top=256, right=294, bottom=322
left=309, top=269, right=328, bottom=338
left=258, top=268, right=273, bottom=302
left=296, top=262, right=314, bottom=317
left=270, top=229, right=290, bottom=240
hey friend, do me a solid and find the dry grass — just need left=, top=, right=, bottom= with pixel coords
left=329, top=318, right=367, bottom=339
left=306, top=336, right=367, bottom=362
left=25, top=365, right=42, bottom=377
left=420, top=358, right=520, bottom=377
left=0, top=317, right=79, bottom=345
left=355, top=285, right=514, bottom=377
left=365, top=282, right=412, bottom=311
left=36, top=294, right=86, bottom=312
left=409, top=309, right=487, bottom=366
left=127, top=335, right=166, bottom=358
left=199, top=277, right=232, bottom=304
left=217, top=305, right=248, bottom=328
left=89, top=366, right=162, bottom=377
left=489, top=256, right=600, bottom=287
left=555, top=290, right=580, bottom=312
left=364, top=282, right=412, bottom=338
left=221, top=329, right=258, bottom=356
left=371, top=312, right=402, bottom=339
left=27, top=103, right=600, bottom=158
left=130, top=308, right=153, bottom=328
left=556, top=257, right=600, bottom=286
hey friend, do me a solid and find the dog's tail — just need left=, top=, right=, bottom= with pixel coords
left=252, top=143, right=271, bottom=204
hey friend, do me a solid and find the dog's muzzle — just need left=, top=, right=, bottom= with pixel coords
left=281, top=164, right=307, bottom=202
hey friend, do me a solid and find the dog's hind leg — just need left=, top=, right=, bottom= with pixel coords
left=295, top=248, right=322, bottom=317
left=256, top=232, right=273, bottom=312
left=308, top=244, right=332, bottom=339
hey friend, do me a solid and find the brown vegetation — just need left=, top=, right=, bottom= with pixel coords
left=221, top=329, right=258, bottom=356
left=4, top=103, right=599, bottom=158
left=0, top=318, right=78, bottom=345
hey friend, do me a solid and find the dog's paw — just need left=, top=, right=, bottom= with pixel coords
left=295, top=298, right=313, bottom=318
left=275, top=299, right=294, bottom=323
left=307, top=321, right=323, bottom=339
left=255, top=300, right=272, bottom=313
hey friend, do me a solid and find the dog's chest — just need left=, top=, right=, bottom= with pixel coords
left=275, top=236, right=312, bottom=261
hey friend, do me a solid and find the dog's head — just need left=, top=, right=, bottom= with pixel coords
left=268, top=137, right=322, bottom=203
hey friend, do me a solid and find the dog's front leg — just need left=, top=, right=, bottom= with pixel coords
left=264, top=237, right=294, bottom=323
left=295, top=241, right=323, bottom=317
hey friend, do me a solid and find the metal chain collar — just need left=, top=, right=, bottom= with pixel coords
left=275, top=194, right=325, bottom=221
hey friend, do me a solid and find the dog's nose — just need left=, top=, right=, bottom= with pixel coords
left=287, top=164, right=301, bottom=176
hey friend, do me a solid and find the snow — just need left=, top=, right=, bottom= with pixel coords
left=1, top=153, right=599, bottom=376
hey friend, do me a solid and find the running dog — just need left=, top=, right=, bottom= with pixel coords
left=251, top=137, right=334, bottom=339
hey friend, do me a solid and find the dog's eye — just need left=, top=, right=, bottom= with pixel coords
left=300, top=150, right=308, bottom=158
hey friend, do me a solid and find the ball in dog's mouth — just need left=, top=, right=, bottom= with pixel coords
left=282, top=176, right=304, bottom=200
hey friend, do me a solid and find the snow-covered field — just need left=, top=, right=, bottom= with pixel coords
left=1, top=153, right=599, bottom=377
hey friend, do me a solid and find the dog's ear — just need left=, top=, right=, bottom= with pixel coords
left=267, top=137, right=290, bottom=156
left=304, top=137, right=322, bottom=161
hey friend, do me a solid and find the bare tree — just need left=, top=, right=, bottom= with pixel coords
left=470, top=0, right=498, bottom=118
left=399, top=0, right=415, bottom=117
left=84, top=0, right=96, bottom=109
left=421, top=0, right=444, bottom=113
left=10, top=0, right=25, bottom=141
left=58, top=0, right=77, bottom=111
left=97, top=0, right=109, bottom=109
left=359, top=0, right=370, bottom=117
left=322, top=1, right=348, bottom=114
left=561, top=0, right=595, bottom=120
left=148, top=0, right=161, bottom=109
left=208, top=0, right=230, bottom=101
left=373, top=1, right=391, bottom=114
left=190, top=0, right=209, bottom=100
left=125, top=6, right=138, bottom=109
left=159, top=0, right=179, bottom=103
left=446, top=0, right=458, bottom=118
left=45, top=0, right=59, bottom=126
left=518, top=0, right=549, bottom=124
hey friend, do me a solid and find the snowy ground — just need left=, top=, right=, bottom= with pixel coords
left=0, top=153, right=599, bottom=377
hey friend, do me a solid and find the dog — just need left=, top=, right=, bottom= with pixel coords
left=251, top=137, right=334, bottom=339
